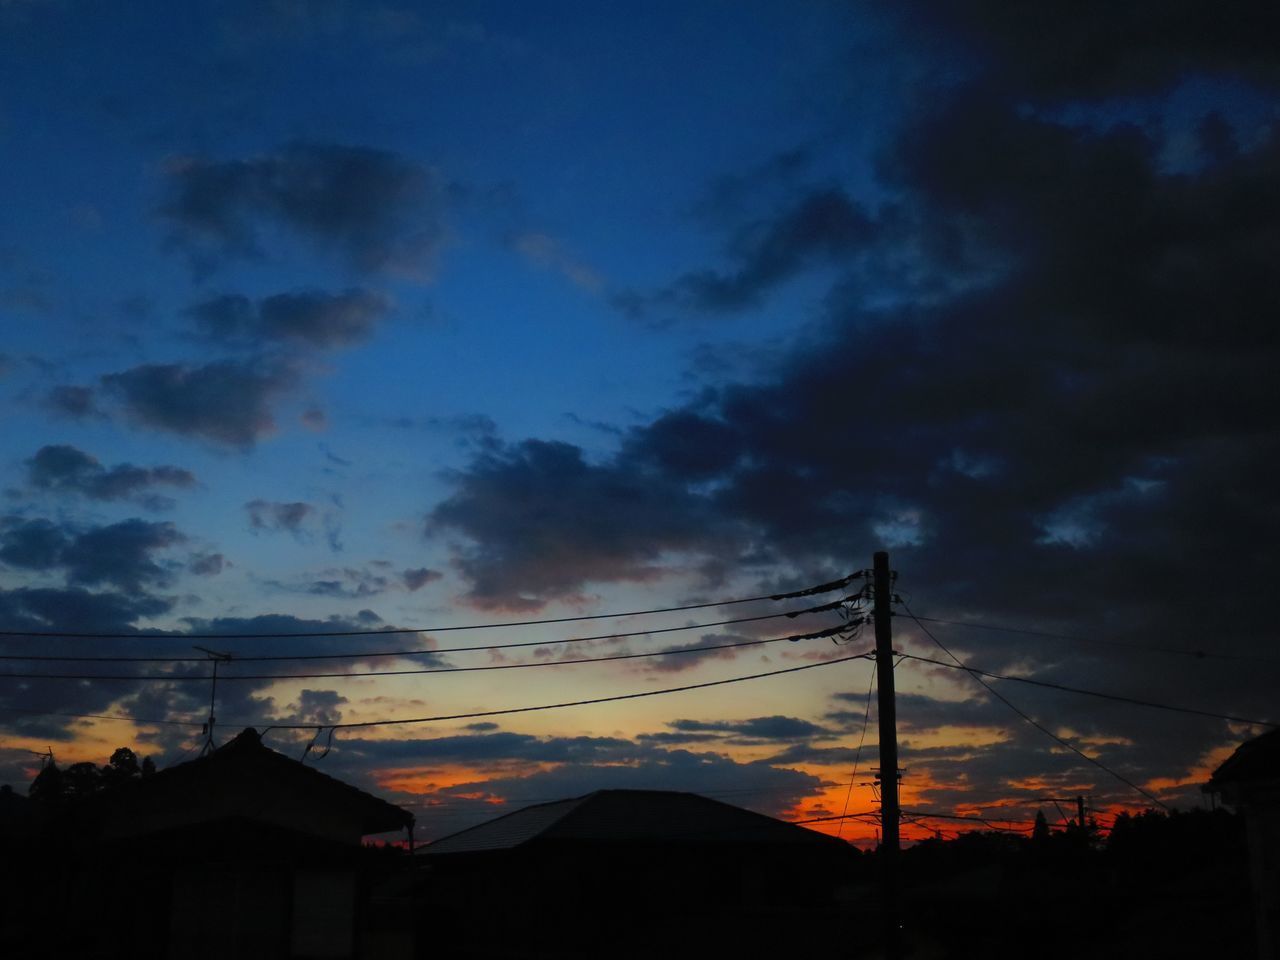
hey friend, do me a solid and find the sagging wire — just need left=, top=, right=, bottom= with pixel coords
left=825, top=579, right=872, bottom=646
left=301, top=726, right=338, bottom=762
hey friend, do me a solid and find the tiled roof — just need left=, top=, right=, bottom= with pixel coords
left=423, top=789, right=844, bottom=855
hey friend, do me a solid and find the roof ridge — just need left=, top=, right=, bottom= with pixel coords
left=422, top=792, right=590, bottom=852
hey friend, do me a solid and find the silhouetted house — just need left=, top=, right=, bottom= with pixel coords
left=0, top=784, right=34, bottom=950
left=47, top=728, right=414, bottom=960
left=417, top=789, right=859, bottom=957
left=1208, top=727, right=1280, bottom=960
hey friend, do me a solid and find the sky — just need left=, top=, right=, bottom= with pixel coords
left=1, top=0, right=1278, bottom=844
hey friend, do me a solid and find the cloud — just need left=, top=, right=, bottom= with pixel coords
left=26, top=444, right=196, bottom=508
left=420, top=15, right=1280, bottom=811
left=888, top=0, right=1280, bottom=100
left=102, top=358, right=296, bottom=447
left=639, top=633, right=763, bottom=674
left=0, top=584, right=171, bottom=636
left=403, top=567, right=442, bottom=591
left=0, top=516, right=183, bottom=593
left=615, top=187, right=876, bottom=318
left=190, top=288, right=392, bottom=350
left=160, top=141, right=447, bottom=277
left=427, top=439, right=727, bottom=609
left=510, top=232, right=602, bottom=292
left=188, top=552, right=227, bottom=576
left=43, top=385, right=101, bottom=419
left=58, top=519, right=186, bottom=592
left=0, top=518, right=69, bottom=569
left=667, top=715, right=835, bottom=741
left=290, top=689, right=349, bottom=726
left=246, top=499, right=315, bottom=534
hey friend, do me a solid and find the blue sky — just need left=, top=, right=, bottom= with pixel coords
left=2, top=0, right=1278, bottom=842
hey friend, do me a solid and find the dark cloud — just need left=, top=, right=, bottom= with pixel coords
left=266, top=564, right=401, bottom=598
left=668, top=715, right=834, bottom=741
left=190, top=288, right=392, bottom=350
left=0, top=584, right=178, bottom=741
left=246, top=499, right=314, bottom=534
left=102, top=358, right=296, bottom=447
left=428, top=439, right=726, bottom=609
left=423, top=12, right=1280, bottom=810
left=161, top=141, right=447, bottom=277
left=0, top=518, right=68, bottom=569
left=1, top=516, right=184, bottom=593
left=26, top=444, right=195, bottom=508
left=889, top=0, right=1280, bottom=100
left=290, top=689, right=349, bottom=726
left=828, top=691, right=1008, bottom=732
left=58, top=519, right=185, bottom=592
left=43, top=384, right=100, bottom=419
left=693, top=147, right=814, bottom=223
left=403, top=567, right=442, bottom=591
left=188, top=552, right=227, bottom=576
left=616, top=187, right=876, bottom=318
left=640, top=633, right=763, bottom=674
left=0, top=585, right=171, bottom=635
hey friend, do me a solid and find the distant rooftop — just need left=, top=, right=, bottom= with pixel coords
left=422, top=788, right=845, bottom=856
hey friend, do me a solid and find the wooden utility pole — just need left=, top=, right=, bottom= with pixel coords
left=872, top=550, right=902, bottom=959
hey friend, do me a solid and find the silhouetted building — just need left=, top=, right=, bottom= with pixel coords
left=19, top=728, right=414, bottom=960
left=417, top=789, right=859, bottom=957
left=0, top=784, right=35, bottom=950
left=1208, top=727, right=1280, bottom=960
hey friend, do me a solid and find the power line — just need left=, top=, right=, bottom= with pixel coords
left=901, top=603, right=1170, bottom=812
left=893, top=651, right=1276, bottom=728
left=791, top=810, right=880, bottom=826
left=247, top=650, right=872, bottom=731
left=0, top=601, right=845, bottom=663
left=0, top=574, right=861, bottom=640
left=0, top=704, right=201, bottom=727
left=0, top=650, right=870, bottom=731
left=908, top=614, right=1280, bottom=667
left=836, top=660, right=876, bottom=840
left=0, top=624, right=852, bottom=682
left=901, top=808, right=1035, bottom=830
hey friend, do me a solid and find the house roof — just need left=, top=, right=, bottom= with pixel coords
left=110, top=727, right=412, bottom=838
left=1208, top=727, right=1280, bottom=789
left=422, top=789, right=847, bottom=856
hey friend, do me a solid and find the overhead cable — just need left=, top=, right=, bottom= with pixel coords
left=0, top=625, right=851, bottom=682
left=0, top=704, right=202, bottom=727
left=894, top=651, right=1275, bottom=728
left=239, top=650, right=871, bottom=731
left=0, top=602, right=845, bottom=663
left=901, top=604, right=1170, bottom=811
left=0, top=573, right=861, bottom=640
left=836, top=659, right=877, bottom=840
left=908, top=614, right=1280, bottom=666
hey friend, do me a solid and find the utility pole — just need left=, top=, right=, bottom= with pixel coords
left=1039, top=794, right=1089, bottom=837
left=872, top=550, right=902, bottom=959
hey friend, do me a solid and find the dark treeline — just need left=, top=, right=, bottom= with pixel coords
left=884, top=808, right=1251, bottom=959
